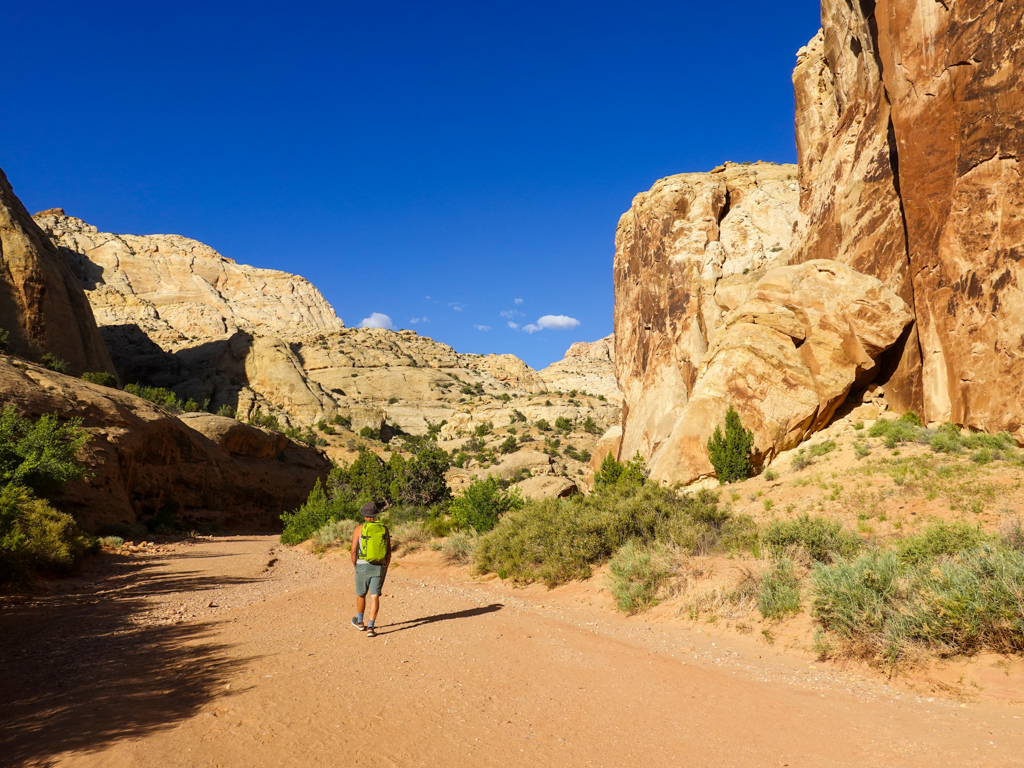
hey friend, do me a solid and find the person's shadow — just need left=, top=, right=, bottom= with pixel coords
left=377, top=603, right=503, bottom=635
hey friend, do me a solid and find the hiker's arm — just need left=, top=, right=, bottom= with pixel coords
left=350, top=524, right=361, bottom=566
left=385, top=529, right=392, bottom=568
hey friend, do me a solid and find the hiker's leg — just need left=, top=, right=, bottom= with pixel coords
left=356, top=594, right=366, bottom=615
left=366, top=594, right=380, bottom=623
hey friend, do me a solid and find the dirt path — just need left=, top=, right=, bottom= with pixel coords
left=2, top=536, right=1023, bottom=768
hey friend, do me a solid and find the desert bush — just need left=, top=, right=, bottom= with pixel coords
left=311, top=518, right=358, bottom=550
left=391, top=520, right=431, bottom=553
left=757, top=559, right=801, bottom=619
left=450, top=476, right=524, bottom=533
left=474, top=421, right=493, bottom=437
left=895, top=521, right=990, bottom=565
left=0, top=327, right=8, bottom=351
left=359, top=426, right=381, bottom=440
left=868, top=418, right=921, bottom=448
left=81, top=371, right=118, bottom=387
left=0, top=406, right=91, bottom=497
left=606, top=541, right=674, bottom=614
left=216, top=404, right=236, bottom=419
left=707, top=406, right=753, bottom=483
left=474, top=483, right=753, bottom=587
left=442, top=531, right=476, bottom=564
left=583, top=416, right=601, bottom=434
left=98, top=535, right=125, bottom=549
left=280, top=479, right=362, bottom=545
left=499, top=435, right=518, bottom=454
left=853, top=441, right=871, bottom=459
left=555, top=416, right=573, bottom=432
left=811, top=544, right=1024, bottom=665
left=1001, top=518, right=1024, bottom=552
left=0, top=484, right=92, bottom=581
left=41, top=354, right=68, bottom=374
left=535, top=418, right=551, bottom=432
left=763, top=514, right=861, bottom=564
left=509, top=409, right=527, bottom=424
left=763, top=468, right=778, bottom=482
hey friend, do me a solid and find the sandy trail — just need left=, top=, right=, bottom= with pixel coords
left=2, top=535, right=1023, bottom=768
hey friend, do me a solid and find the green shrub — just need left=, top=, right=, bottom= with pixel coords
left=583, top=416, right=601, bottom=434
left=895, top=521, right=989, bottom=565
left=81, top=371, right=118, bottom=387
left=868, top=418, right=921, bottom=448
left=0, top=327, right=8, bottom=351
left=98, top=535, right=125, bottom=549
left=606, top=541, right=673, bottom=614
left=763, top=468, right=778, bottom=482
left=706, top=406, right=753, bottom=484
left=898, top=410, right=924, bottom=427
left=216, top=404, right=236, bottom=419
left=535, top=418, right=551, bottom=432
left=280, top=478, right=361, bottom=545
left=499, top=435, right=518, bottom=454
left=359, top=426, right=381, bottom=441
left=758, top=559, right=801, bottom=619
left=555, top=416, right=573, bottom=432
left=311, top=518, right=358, bottom=550
left=593, top=452, right=648, bottom=490
left=331, top=414, right=353, bottom=429
left=0, top=485, right=92, bottom=581
left=391, top=519, right=432, bottom=553
left=41, top=354, right=68, bottom=374
left=474, top=483, right=750, bottom=587
left=0, top=406, right=91, bottom=497
left=388, top=396, right=399, bottom=404
left=450, top=476, right=524, bottom=533
left=124, top=382, right=187, bottom=412
left=509, top=409, right=527, bottom=424
left=763, top=514, right=861, bottom=564
left=853, top=441, right=871, bottom=459
left=425, top=419, right=447, bottom=437
left=474, top=421, right=493, bottom=437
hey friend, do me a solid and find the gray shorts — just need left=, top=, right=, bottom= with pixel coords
left=355, top=562, right=387, bottom=596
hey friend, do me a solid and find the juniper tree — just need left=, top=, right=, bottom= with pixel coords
left=706, top=405, right=754, bottom=484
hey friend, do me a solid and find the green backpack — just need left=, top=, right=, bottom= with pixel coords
left=360, top=521, right=388, bottom=565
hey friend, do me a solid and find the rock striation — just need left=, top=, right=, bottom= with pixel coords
left=0, top=176, right=115, bottom=376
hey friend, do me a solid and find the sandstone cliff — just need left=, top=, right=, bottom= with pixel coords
left=537, top=335, right=621, bottom=403
left=791, top=0, right=1024, bottom=439
left=613, top=0, right=1024, bottom=486
left=0, top=174, right=115, bottom=376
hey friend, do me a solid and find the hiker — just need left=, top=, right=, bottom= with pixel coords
left=350, top=501, right=391, bottom=637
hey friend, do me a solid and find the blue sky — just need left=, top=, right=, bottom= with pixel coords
left=1, top=1, right=821, bottom=369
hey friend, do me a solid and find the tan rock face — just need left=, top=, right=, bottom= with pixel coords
left=0, top=177, right=115, bottom=376
left=35, top=210, right=345, bottom=345
left=645, top=260, right=912, bottom=485
left=0, top=358, right=329, bottom=532
left=613, top=162, right=799, bottom=467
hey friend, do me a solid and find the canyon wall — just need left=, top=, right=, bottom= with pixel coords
left=615, top=0, right=1024, bottom=485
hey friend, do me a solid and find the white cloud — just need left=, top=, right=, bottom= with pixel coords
left=474, top=324, right=491, bottom=332
left=518, top=314, right=581, bottom=334
left=449, top=302, right=466, bottom=311
left=359, top=312, right=395, bottom=330
left=500, top=309, right=523, bottom=320
left=507, top=321, right=519, bottom=330
left=410, top=316, right=429, bottom=324
left=514, top=298, right=523, bottom=305
left=537, top=314, right=580, bottom=331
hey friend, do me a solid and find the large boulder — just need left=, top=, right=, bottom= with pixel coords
left=0, top=174, right=115, bottom=377
left=643, top=260, right=912, bottom=485
left=0, top=358, right=329, bottom=532
left=614, top=162, right=800, bottom=468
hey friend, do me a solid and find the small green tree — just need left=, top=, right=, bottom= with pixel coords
left=706, top=406, right=754, bottom=484
left=593, top=451, right=648, bottom=490
left=499, top=435, right=519, bottom=454
left=450, top=476, right=525, bottom=533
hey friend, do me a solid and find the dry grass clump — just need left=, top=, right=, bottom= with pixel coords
left=441, top=531, right=476, bottom=564
left=391, top=520, right=432, bottom=553
left=311, top=518, right=357, bottom=551
left=605, top=541, right=685, bottom=614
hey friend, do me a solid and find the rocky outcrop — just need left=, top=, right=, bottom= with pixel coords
left=537, top=335, right=621, bottom=403
left=0, top=357, right=329, bottom=532
left=0, top=175, right=115, bottom=376
left=614, top=162, right=800, bottom=471
left=642, top=261, right=912, bottom=484
left=792, top=0, right=1024, bottom=439
left=35, top=210, right=344, bottom=345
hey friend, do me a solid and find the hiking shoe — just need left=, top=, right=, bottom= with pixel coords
left=366, top=627, right=377, bottom=637
left=351, top=617, right=366, bottom=631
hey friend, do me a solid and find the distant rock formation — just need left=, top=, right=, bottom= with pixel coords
left=613, top=0, right=1024, bottom=486
left=538, top=334, right=621, bottom=403
left=0, top=175, right=115, bottom=376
